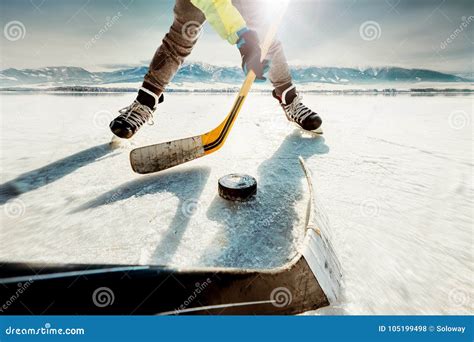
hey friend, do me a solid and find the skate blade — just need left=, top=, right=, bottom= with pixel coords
left=291, top=122, right=323, bottom=136
left=312, top=127, right=324, bottom=135
left=109, top=135, right=131, bottom=149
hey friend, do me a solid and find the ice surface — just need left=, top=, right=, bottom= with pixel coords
left=0, top=93, right=313, bottom=269
left=0, top=92, right=472, bottom=314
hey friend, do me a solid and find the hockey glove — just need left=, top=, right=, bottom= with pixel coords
left=237, top=28, right=270, bottom=81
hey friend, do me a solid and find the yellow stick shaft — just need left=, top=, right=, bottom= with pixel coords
left=202, top=2, right=289, bottom=154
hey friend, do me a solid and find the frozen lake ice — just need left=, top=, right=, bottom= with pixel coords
left=0, top=92, right=472, bottom=314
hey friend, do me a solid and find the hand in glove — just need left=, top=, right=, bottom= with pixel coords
left=237, top=29, right=270, bottom=81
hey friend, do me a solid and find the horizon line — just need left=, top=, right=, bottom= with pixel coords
left=1, top=63, right=471, bottom=76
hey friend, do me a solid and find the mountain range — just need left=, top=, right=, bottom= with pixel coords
left=0, top=63, right=470, bottom=88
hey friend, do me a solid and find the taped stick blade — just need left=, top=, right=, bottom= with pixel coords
left=130, top=136, right=205, bottom=174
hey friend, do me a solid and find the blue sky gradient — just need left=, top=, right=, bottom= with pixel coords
left=0, top=0, right=472, bottom=73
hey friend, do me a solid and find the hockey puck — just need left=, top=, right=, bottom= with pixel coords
left=218, top=174, right=257, bottom=202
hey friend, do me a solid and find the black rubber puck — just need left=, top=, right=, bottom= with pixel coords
left=218, top=174, right=257, bottom=202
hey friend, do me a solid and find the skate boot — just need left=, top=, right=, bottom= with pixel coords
left=110, top=87, right=164, bottom=139
left=272, top=85, right=323, bottom=134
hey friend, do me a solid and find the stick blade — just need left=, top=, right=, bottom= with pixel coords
left=130, top=136, right=205, bottom=174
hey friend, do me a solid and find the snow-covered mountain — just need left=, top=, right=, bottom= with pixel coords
left=290, top=66, right=468, bottom=84
left=0, top=63, right=469, bottom=87
left=0, top=67, right=101, bottom=86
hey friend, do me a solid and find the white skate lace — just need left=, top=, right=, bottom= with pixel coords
left=284, top=94, right=314, bottom=124
left=118, top=100, right=155, bottom=129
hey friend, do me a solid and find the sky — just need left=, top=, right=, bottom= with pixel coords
left=0, top=0, right=472, bottom=74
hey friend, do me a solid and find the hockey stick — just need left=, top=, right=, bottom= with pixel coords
left=130, top=3, right=289, bottom=174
